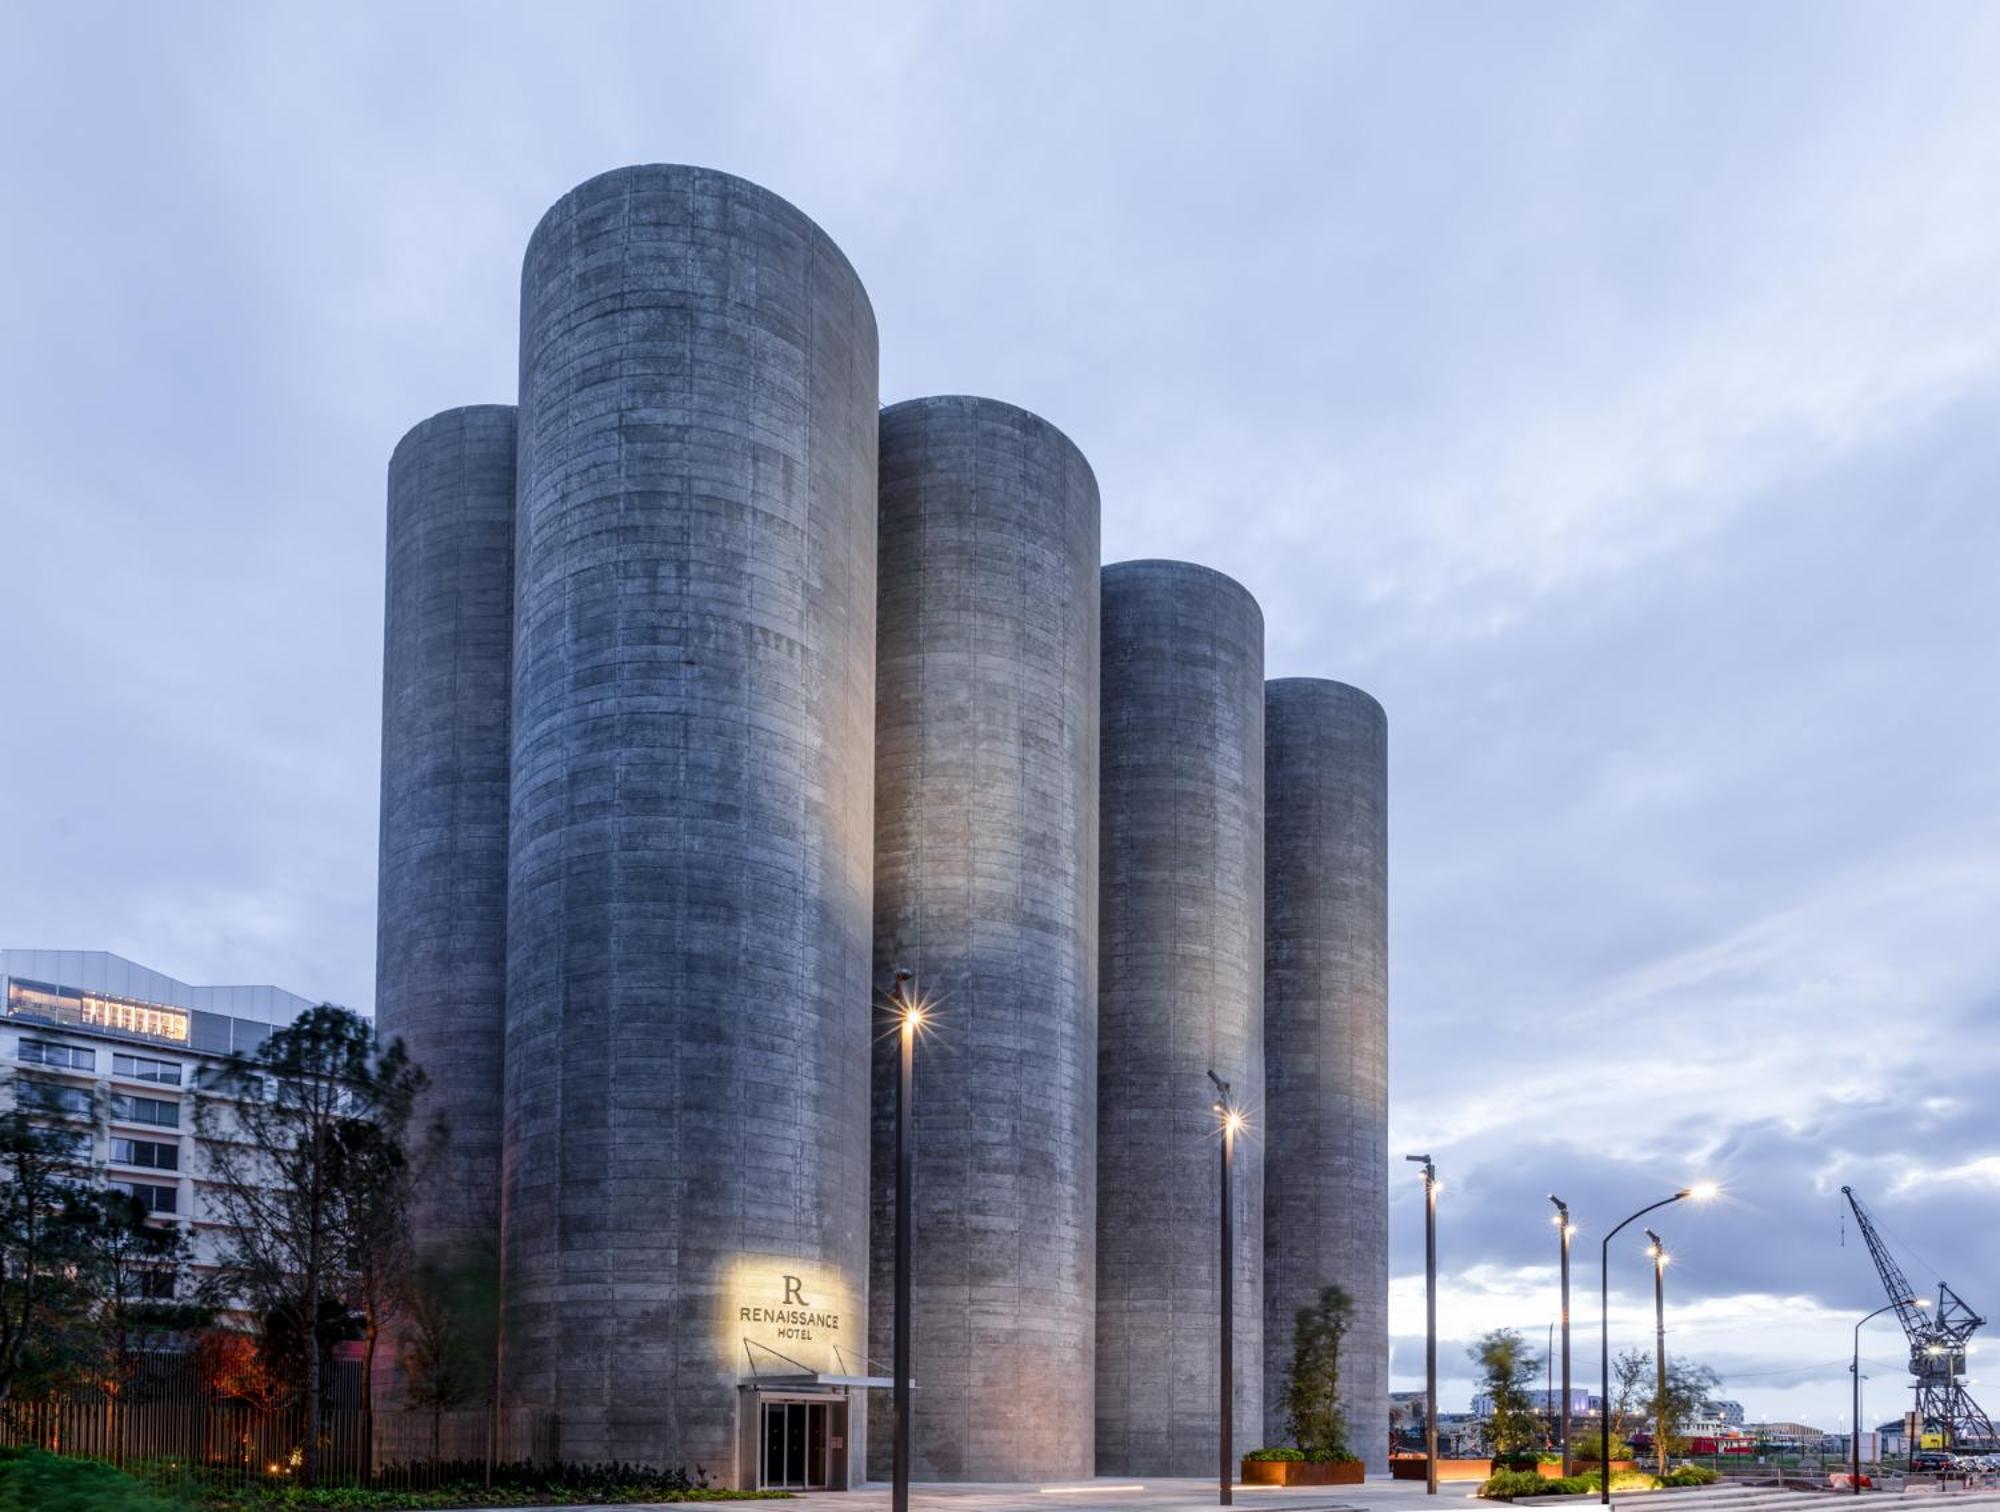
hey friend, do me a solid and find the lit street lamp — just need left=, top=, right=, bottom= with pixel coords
left=1644, top=1231, right=1668, bottom=1478
left=1854, top=1299, right=1914, bottom=1496
left=1407, top=1155, right=1440, bottom=1495
left=1599, top=1184, right=1716, bottom=1506
left=1210, top=1071, right=1244, bottom=1508
left=1550, top=1196, right=1574, bottom=1475
left=889, top=970, right=925, bottom=1512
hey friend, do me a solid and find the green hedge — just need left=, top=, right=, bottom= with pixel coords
left=1660, top=1465, right=1720, bottom=1487
left=0, top=1448, right=180, bottom=1512
left=1479, top=1466, right=1667, bottom=1500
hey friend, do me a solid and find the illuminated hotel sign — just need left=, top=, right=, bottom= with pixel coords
left=726, top=1258, right=852, bottom=1366
left=5, top=980, right=191, bottom=1044
left=740, top=1274, right=843, bottom=1343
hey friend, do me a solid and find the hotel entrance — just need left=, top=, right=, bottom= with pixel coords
left=754, top=1395, right=850, bottom=1490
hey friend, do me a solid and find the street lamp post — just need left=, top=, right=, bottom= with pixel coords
left=1550, top=1196, right=1573, bottom=1475
left=1854, top=1301, right=1911, bottom=1496
left=1407, top=1155, right=1439, bottom=1495
left=1645, top=1231, right=1667, bottom=1478
left=1210, top=1071, right=1241, bottom=1508
left=1599, top=1186, right=1714, bottom=1506
left=890, top=970, right=921, bottom=1512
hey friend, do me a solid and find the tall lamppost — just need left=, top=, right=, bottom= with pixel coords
left=1644, top=1230, right=1668, bottom=1477
left=1406, top=1155, right=1439, bottom=1495
left=1854, top=1299, right=1913, bottom=1496
left=890, top=970, right=924, bottom=1512
left=1210, top=1071, right=1243, bottom=1507
left=1599, top=1185, right=1715, bottom=1506
left=1550, top=1196, right=1574, bottom=1475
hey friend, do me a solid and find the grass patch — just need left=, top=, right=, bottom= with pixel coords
left=0, top=1447, right=181, bottom=1511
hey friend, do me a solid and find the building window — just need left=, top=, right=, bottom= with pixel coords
left=109, top=1136, right=179, bottom=1172
left=112, top=1052, right=182, bottom=1086
left=4, top=979, right=190, bottom=1045
left=35, top=1126, right=92, bottom=1159
left=18, top=1078, right=92, bottom=1117
left=110, top=1179, right=178, bottom=1216
left=108, top=1093, right=179, bottom=1129
left=19, top=1039, right=95, bottom=1071
left=138, top=1269, right=177, bottom=1300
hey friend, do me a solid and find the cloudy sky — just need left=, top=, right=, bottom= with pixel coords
left=5, top=2, right=1998, bottom=1433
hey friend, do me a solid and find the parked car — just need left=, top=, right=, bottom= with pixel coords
left=1910, top=1450, right=1956, bottom=1473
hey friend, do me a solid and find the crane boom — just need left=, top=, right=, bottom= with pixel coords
left=1842, top=1184, right=1998, bottom=1451
left=1842, top=1185, right=1930, bottom=1344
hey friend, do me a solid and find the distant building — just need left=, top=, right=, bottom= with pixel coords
left=1471, top=1387, right=1597, bottom=1417
left=1709, top=1399, right=1746, bottom=1425
left=1, top=948, right=337, bottom=1291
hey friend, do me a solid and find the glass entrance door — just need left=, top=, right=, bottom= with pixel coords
left=761, top=1401, right=832, bottom=1489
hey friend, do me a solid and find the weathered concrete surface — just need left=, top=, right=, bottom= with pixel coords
left=375, top=404, right=516, bottom=1282
left=505, top=164, right=878, bottom=1475
left=1096, top=560, right=1265, bottom=1477
left=1260, top=679, right=1388, bottom=1471
left=869, top=396, right=1100, bottom=1482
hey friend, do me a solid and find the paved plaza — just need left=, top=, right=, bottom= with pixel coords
left=497, top=1474, right=2000, bottom=1512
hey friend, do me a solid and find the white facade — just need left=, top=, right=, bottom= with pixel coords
left=1, top=948, right=339, bottom=1284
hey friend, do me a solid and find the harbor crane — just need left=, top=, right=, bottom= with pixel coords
left=1843, top=1185, right=1998, bottom=1450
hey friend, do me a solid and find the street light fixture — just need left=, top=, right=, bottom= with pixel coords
left=1644, top=1231, right=1668, bottom=1478
left=1599, top=1185, right=1714, bottom=1505
left=1550, top=1196, right=1573, bottom=1475
left=1854, top=1299, right=1914, bottom=1496
left=889, top=969, right=924, bottom=1512
left=1210, top=1071, right=1242, bottom=1508
left=1407, top=1155, right=1439, bottom=1495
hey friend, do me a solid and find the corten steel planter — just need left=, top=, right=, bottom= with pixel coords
left=1391, top=1456, right=1491, bottom=1482
left=1243, top=1459, right=1366, bottom=1486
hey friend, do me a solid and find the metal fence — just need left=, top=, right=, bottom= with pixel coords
left=0, top=1377, right=556, bottom=1493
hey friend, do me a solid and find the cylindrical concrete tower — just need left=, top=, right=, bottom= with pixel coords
left=505, top=165, right=878, bottom=1474
left=1260, top=678, right=1388, bottom=1471
left=376, top=404, right=516, bottom=1297
left=868, top=396, right=1100, bottom=1482
left=1096, top=560, right=1266, bottom=1476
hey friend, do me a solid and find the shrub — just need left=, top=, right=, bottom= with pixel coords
left=1479, top=1468, right=1600, bottom=1498
left=1573, top=1438, right=1638, bottom=1463
left=1660, top=1465, right=1719, bottom=1487
left=1245, top=1447, right=1305, bottom=1461
left=0, top=1447, right=179, bottom=1512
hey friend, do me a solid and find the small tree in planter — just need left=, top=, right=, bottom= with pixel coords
left=1470, top=1327, right=1544, bottom=1469
left=1285, top=1284, right=1355, bottom=1460
left=1246, top=1284, right=1363, bottom=1484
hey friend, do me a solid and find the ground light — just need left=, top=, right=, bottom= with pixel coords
left=1407, top=1154, right=1440, bottom=1495
left=1854, top=1299, right=1914, bottom=1495
left=1210, top=1070, right=1244, bottom=1507
left=1598, top=1184, right=1715, bottom=1507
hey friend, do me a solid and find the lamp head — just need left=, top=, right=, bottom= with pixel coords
left=1685, top=1181, right=1721, bottom=1202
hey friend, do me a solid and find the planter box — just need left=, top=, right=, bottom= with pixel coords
left=1390, top=1457, right=1492, bottom=1482
left=1242, top=1459, right=1365, bottom=1486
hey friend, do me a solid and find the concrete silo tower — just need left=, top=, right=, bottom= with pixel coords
left=869, top=395, right=1100, bottom=1481
left=1096, top=560, right=1265, bottom=1476
left=1260, top=677, right=1389, bottom=1471
left=505, top=165, right=879, bottom=1476
left=375, top=404, right=517, bottom=1292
